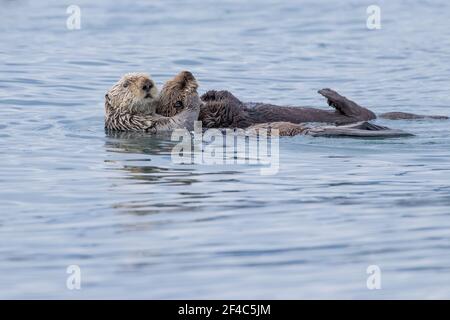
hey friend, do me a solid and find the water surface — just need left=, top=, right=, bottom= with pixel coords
left=1, top=0, right=450, bottom=299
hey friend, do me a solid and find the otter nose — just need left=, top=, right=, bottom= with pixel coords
left=142, top=81, right=153, bottom=92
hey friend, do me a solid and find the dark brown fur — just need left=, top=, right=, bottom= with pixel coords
left=156, top=72, right=447, bottom=130
left=196, top=88, right=377, bottom=128
left=156, top=73, right=414, bottom=138
left=157, top=71, right=200, bottom=117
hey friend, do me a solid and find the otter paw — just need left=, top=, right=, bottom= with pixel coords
left=247, top=122, right=306, bottom=137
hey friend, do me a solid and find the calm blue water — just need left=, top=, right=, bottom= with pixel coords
left=1, top=0, right=450, bottom=299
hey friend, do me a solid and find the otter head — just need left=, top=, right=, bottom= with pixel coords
left=157, top=71, right=201, bottom=117
left=105, top=73, right=158, bottom=115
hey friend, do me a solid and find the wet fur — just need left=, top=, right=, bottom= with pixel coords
left=105, top=72, right=200, bottom=132
left=160, top=88, right=378, bottom=129
left=157, top=74, right=447, bottom=129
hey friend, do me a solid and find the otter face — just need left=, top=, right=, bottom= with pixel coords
left=157, top=71, right=201, bottom=117
left=105, top=73, right=158, bottom=115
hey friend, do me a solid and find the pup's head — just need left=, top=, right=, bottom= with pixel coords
left=157, top=71, right=201, bottom=116
left=105, top=73, right=158, bottom=114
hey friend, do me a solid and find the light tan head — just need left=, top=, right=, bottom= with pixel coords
left=156, top=71, right=200, bottom=117
left=105, top=73, right=158, bottom=115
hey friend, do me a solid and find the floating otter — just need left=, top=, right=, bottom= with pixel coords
left=199, top=89, right=447, bottom=128
left=105, top=72, right=200, bottom=132
left=156, top=76, right=447, bottom=131
left=153, top=72, right=412, bottom=138
left=197, top=88, right=378, bottom=128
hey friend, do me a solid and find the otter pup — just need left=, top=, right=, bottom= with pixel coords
left=157, top=86, right=379, bottom=127
left=196, top=89, right=378, bottom=128
left=156, top=72, right=412, bottom=138
left=105, top=72, right=200, bottom=132
left=196, top=89, right=447, bottom=128
left=156, top=74, right=447, bottom=128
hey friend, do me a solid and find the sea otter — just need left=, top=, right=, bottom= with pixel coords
left=199, top=89, right=448, bottom=127
left=156, top=76, right=448, bottom=129
left=153, top=71, right=412, bottom=137
left=104, top=72, right=200, bottom=132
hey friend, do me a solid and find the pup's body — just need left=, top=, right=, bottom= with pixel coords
left=195, top=89, right=447, bottom=129
left=156, top=73, right=413, bottom=138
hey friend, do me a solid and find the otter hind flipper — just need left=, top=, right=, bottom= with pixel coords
left=306, top=121, right=414, bottom=138
left=246, top=122, right=306, bottom=136
left=318, top=88, right=355, bottom=116
left=318, top=88, right=376, bottom=121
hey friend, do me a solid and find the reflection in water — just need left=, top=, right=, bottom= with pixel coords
left=102, top=131, right=251, bottom=219
left=104, top=131, right=207, bottom=216
left=104, top=130, right=177, bottom=155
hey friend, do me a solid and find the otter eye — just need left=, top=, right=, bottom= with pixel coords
left=123, top=80, right=129, bottom=88
left=175, top=101, right=183, bottom=109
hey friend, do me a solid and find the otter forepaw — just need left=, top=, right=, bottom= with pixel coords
left=247, top=122, right=306, bottom=137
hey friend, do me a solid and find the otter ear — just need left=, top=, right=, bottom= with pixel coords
left=176, top=71, right=196, bottom=89
left=181, top=71, right=195, bottom=82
